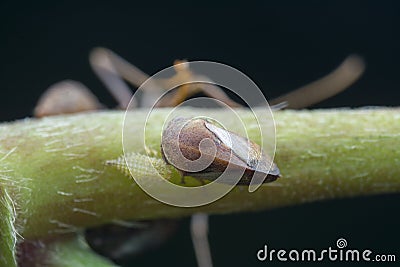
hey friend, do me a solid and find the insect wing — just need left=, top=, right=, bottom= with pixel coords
left=205, top=121, right=259, bottom=168
left=205, top=121, right=279, bottom=178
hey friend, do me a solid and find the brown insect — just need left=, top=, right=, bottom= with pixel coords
left=161, top=117, right=280, bottom=185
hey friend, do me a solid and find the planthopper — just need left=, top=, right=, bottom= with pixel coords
left=161, top=117, right=280, bottom=185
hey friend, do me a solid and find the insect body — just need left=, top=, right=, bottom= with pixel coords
left=161, top=117, right=280, bottom=185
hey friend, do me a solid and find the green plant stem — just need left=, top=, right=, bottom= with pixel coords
left=0, top=187, right=17, bottom=266
left=16, top=234, right=117, bottom=267
left=45, top=235, right=118, bottom=267
left=0, top=108, right=399, bottom=257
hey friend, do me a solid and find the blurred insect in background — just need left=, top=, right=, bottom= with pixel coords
left=33, top=47, right=365, bottom=267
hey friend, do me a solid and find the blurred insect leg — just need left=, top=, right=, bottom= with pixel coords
left=96, top=48, right=150, bottom=87
left=191, top=213, right=213, bottom=267
left=193, top=82, right=242, bottom=108
left=270, top=54, right=365, bottom=109
left=89, top=48, right=142, bottom=109
left=154, top=60, right=198, bottom=107
left=174, top=58, right=240, bottom=107
left=158, top=59, right=243, bottom=107
left=169, top=84, right=191, bottom=107
left=270, top=101, right=288, bottom=111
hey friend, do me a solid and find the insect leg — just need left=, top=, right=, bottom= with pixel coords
left=155, top=60, right=242, bottom=108
left=191, top=213, right=213, bottom=267
left=89, top=47, right=151, bottom=109
left=270, top=54, right=365, bottom=109
left=188, top=82, right=242, bottom=108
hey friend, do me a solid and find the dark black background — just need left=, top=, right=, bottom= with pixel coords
left=1, top=1, right=399, bottom=266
